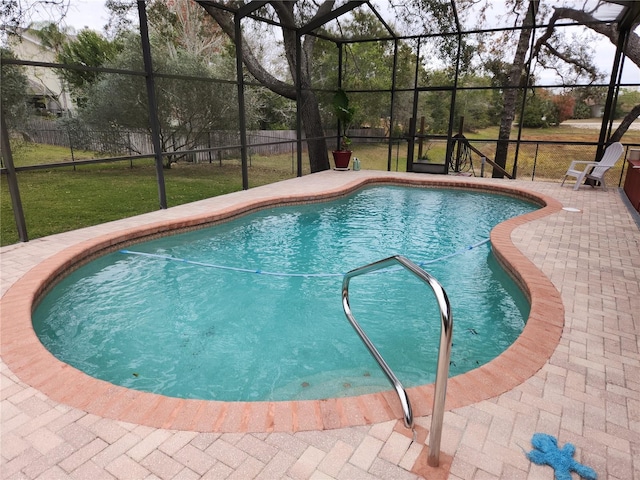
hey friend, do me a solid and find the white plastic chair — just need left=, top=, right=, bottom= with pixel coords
left=561, top=142, right=624, bottom=191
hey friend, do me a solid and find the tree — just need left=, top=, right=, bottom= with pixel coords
left=196, top=1, right=335, bottom=173
left=421, top=70, right=454, bottom=134
left=107, top=0, right=334, bottom=172
left=310, top=10, right=411, bottom=137
left=454, top=74, right=496, bottom=132
left=56, top=29, right=122, bottom=107
left=332, top=10, right=394, bottom=129
left=79, top=32, right=238, bottom=167
left=551, top=92, right=575, bottom=124
left=534, top=5, right=640, bottom=144
left=491, top=0, right=538, bottom=178
left=252, top=88, right=296, bottom=130
left=616, top=88, right=640, bottom=118
left=471, top=0, right=640, bottom=174
left=88, top=0, right=242, bottom=167
left=570, top=86, right=607, bottom=119
left=30, top=21, right=70, bottom=51
left=389, top=41, right=425, bottom=137
left=147, top=0, right=225, bottom=57
left=521, top=89, right=554, bottom=128
left=0, top=47, right=30, bottom=129
left=0, top=0, right=69, bottom=35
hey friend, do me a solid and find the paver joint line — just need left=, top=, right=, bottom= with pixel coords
left=1, top=172, right=638, bottom=480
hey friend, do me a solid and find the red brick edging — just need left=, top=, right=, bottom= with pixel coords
left=0, top=175, right=564, bottom=434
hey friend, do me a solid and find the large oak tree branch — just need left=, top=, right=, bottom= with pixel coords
left=539, top=41, right=599, bottom=78
left=534, top=7, right=640, bottom=67
left=271, top=1, right=335, bottom=85
left=198, top=1, right=297, bottom=99
left=195, top=0, right=333, bottom=172
left=534, top=6, right=640, bottom=144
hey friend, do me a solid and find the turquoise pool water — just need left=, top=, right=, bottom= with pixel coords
left=33, top=186, right=537, bottom=401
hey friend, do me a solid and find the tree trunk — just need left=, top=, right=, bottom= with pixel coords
left=610, top=104, right=640, bottom=144
left=493, top=0, right=538, bottom=178
left=300, top=88, right=330, bottom=172
left=274, top=1, right=331, bottom=172
left=198, top=1, right=331, bottom=173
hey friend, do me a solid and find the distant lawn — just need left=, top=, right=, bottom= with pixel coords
left=2, top=125, right=639, bottom=246
left=7, top=141, right=106, bottom=167
left=1, top=155, right=297, bottom=246
left=1, top=142, right=404, bottom=246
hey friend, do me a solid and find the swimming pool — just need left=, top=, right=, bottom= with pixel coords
left=33, top=185, right=538, bottom=402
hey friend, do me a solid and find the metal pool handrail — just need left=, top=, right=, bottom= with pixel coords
left=341, top=255, right=453, bottom=467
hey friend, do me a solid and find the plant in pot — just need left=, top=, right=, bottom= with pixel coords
left=332, top=89, right=355, bottom=169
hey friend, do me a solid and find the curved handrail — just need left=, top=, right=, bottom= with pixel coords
left=341, top=255, right=453, bottom=467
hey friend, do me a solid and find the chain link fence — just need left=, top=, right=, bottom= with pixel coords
left=464, top=139, right=632, bottom=186
left=405, top=136, right=636, bottom=187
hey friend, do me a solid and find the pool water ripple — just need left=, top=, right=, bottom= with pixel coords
left=33, top=186, right=538, bottom=401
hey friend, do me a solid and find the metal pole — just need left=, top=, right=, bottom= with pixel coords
left=128, top=132, right=133, bottom=168
left=418, top=116, right=425, bottom=159
left=455, top=116, right=464, bottom=172
left=295, top=33, right=303, bottom=177
left=234, top=13, right=249, bottom=190
left=514, top=0, right=539, bottom=179
left=407, top=38, right=421, bottom=172
left=427, top=270, right=453, bottom=468
left=598, top=27, right=629, bottom=159
left=137, top=0, right=167, bottom=209
left=445, top=33, right=461, bottom=174
left=531, top=143, right=539, bottom=181
left=68, top=128, right=76, bottom=170
left=0, top=113, right=28, bottom=242
left=336, top=43, right=344, bottom=151
left=387, top=39, right=399, bottom=172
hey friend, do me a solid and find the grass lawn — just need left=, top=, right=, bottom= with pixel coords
left=7, top=141, right=107, bottom=167
left=1, top=155, right=296, bottom=246
left=2, top=125, right=639, bottom=246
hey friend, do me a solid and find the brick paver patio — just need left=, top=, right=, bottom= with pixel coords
left=1, top=171, right=638, bottom=479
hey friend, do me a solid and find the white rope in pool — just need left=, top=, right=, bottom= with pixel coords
left=119, top=238, right=490, bottom=278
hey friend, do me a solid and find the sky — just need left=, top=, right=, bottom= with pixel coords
left=19, top=0, right=109, bottom=32
left=59, top=0, right=112, bottom=32
left=30, top=0, right=640, bottom=86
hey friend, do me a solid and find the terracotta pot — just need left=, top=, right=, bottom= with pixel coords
left=332, top=150, right=352, bottom=169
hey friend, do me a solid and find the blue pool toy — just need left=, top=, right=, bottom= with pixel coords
left=527, top=433, right=597, bottom=480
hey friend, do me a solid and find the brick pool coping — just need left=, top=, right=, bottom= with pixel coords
left=0, top=173, right=564, bottom=435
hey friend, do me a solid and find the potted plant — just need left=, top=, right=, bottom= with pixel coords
left=332, top=89, right=355, bottom=169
